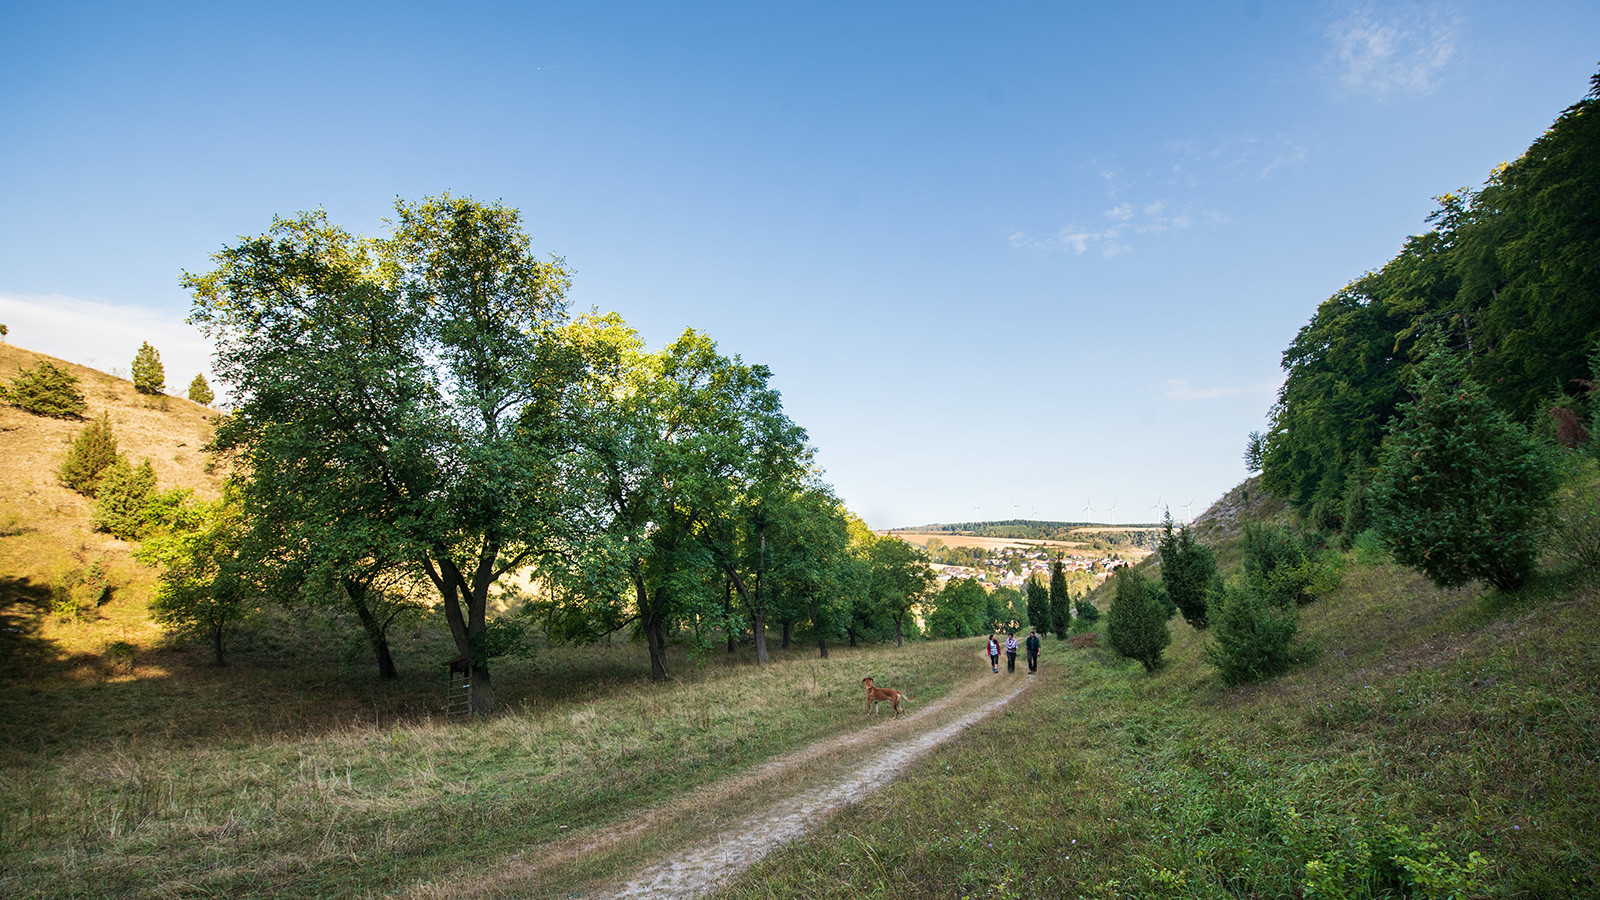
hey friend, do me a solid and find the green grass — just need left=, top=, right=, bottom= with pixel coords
left=719, top=561, right=1600, bottom=899
left=0, top=636, right=977, bottom=899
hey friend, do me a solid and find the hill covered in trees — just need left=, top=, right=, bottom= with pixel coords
left=1257, top=67, right=1600, bottom=531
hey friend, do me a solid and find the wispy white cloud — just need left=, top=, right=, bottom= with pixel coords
left=1160, top=378, right=1282, bottom=402
left=1326, top=1, right=1463, bottom=96
left=0, top=293, right=216, bottom=395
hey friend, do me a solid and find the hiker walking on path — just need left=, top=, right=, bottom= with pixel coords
left=987, top=634, right=1001, bottom=673
left=1005, top=633, right=1019, bottom=673
left=1025, top=629, right=1041, bottom=673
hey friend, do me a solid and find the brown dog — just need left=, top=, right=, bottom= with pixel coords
left=863, top=676, right=911, bottom=718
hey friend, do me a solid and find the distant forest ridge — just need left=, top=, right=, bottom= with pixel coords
left=892, top=520, right=1164, bottom=540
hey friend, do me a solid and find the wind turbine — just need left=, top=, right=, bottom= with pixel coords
left=972, top=503, right=982, bottom=524
left=1151, top=495, right=1165, bottom=522
left=1183, top=499, right=1195, bottom=524
left=1081, top=497, right=1094, bottom=521
left=1011, top=499, right=1019, bottom=522
left=1107, top=501, right=1118, bottom=526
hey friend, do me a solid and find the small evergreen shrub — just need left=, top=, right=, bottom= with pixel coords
left=1203, top=584, right=1298, bottom=685
left=1242, top=522, right=1335, bottom=607
left=58, top=413, right=121, bottom=496
left=3, top=360, right=88, bottom=418
left=132, top=341, right=165, bottom=395
left=92, top=457, right=158, bottom=540
left=1074, top=597, right=1099, bottom=624
left=1157, top=514, right=1216, bottom=629
left=1106, top=568, right=1170, bottom=672
left=1371, top=348, right=1560, bottom=591
left=187, top=373, right=215, bottom=405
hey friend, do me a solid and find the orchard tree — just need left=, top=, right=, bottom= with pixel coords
left=1371, top=346, right=1560, bottom=591
left=140, top=499, right=252, bottom=667
left=186, top=196, right=576, bottom=713
left=132, top=341, right=166, bottom=395
left=537, top=317, right=811, bottom=680
left=865, top=535, right=936, bottom=646
left=927, top=576, right=986, bottom=638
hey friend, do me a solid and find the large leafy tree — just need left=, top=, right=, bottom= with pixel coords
left=927, top=576, right=986, bottom=639
left=863, top=535, right=935, bottom=646
left=186, top=195, right=575, bottom=712
left=1371, top=347, right=1559, bottom=591
left=540, top=317, right=809, bottom=680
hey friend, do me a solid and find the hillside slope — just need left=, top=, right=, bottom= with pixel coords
left=0, top=343, right=224, bottom=668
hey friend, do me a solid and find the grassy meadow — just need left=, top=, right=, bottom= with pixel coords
left=719, top=557, right=1600, bottom=899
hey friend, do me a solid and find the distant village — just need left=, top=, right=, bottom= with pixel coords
left=926, top=545, right=1131, bottom=590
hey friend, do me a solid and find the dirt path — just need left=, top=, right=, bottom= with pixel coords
left=597, top=674, right=1031, bottom=899
left=408, top=670, right=1033, bottom=900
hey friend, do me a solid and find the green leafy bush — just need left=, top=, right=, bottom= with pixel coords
left=1203, top=584, right=1298, bottom=685
left=1106, top=568, right=1169, bottom=672
left=3, top=360, right=87, bottom=418
left=58, top=413, right=120, bottom=496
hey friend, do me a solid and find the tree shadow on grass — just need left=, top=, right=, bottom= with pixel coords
left=0, top=575, right=61, bottom=679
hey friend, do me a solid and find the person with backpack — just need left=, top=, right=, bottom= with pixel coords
left=987, top=634, right=1000, bottom=673
left=1025, top=629, right=1041, bottom=673
left=1005, top=632, right=1019, bottom=673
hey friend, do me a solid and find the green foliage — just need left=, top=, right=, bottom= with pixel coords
left=1105, top=568, right=1170, bottom=672
left=1371, top=348, right=1560, bottom=591
left=90, top=457, right=158, bottom=540
left=1260, top=69, right=1600, bottom=518
left=187, top=373, right=214, bottom=405
left=131, top=341, right=165, bottom=395
left=1242, top=522, right=1335, bottom=607
left=3, top=359, right=88, bottom=418
left=1349, top=528, right=1390, bottom=567
left=1024, top=576, right=1049, bottom=632
left=1548, top=466, right=1600, bottom=584
left=1073, top=596, right=1099, bottom=624
left=861, top=536, right=935, bottom=646
left=927, top=577, right=987, bottom=639
left=1204, top=584, right=1299, bottom=685
left=1048, top=557, right=1070, bottom=638
left=141, top=501, right=251, bottom=666
left=1244, top=429, right=1264, bottom=473
left=1157, top=513, right=1216, bottom=629
left=51, top=557, right=113, bottom=621
left=57, top=412, right=120, bottom=496
left=1302, top=822, right=1492, bottom=900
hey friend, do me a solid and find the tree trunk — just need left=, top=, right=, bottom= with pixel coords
left=752, top=607, right=768, bottom=663
left=642, top=578, right=670, bottom=681
left=781, top=619, right=792, bottom=649
left=211, top=620, right=226, bottom=667
left=753, top=522, right=768, bottom=664
left=345, top=577, right=398, bottom=680
left=725, top=580, right=737, bottom=653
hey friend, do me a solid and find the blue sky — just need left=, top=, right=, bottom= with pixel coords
left=2, top=1, right=1595, bottom=529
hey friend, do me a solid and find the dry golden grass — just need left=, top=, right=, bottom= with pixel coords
left=0, top=343, right=226, bottom=660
